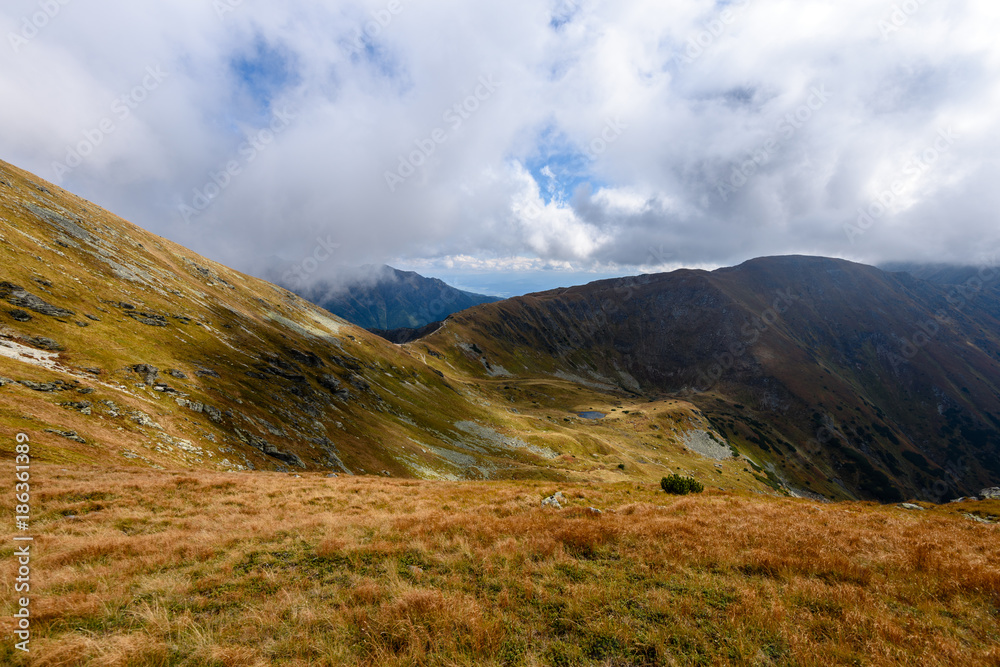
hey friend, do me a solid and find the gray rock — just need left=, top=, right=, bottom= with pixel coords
left=61, top=401, right=92, bottom=416
left=20, top=381, right=61, bottom=392
left=980, top=487, right=1000, bottom=500
left=131, top=364, right=159, bottom=385
left=77, top=387, right=94, bottom=395
left=24, top=336, right=63, bottom=351
left=25, top=203, right=93, bottom=242
left=326, top=473, right=339, bottom=478
left=8, top=309, right=31, bottom=322
left=129, top=410, right=161, bottom=429
left=99, top=400, right=121, bottom=417
left=85, top=314, right=101, bottom=322
left=203, top=405, right=223, bottom=423
left=0, top=282, right=74, bottom=317
left=899, top=503, right=926, bottom=511
left=127, top=311, right=168, bottom=326
left=195, top=368, right=220, bottom=378
left=166, top=369, right=187, bottom=379
left=233, top=428, right=304, bottom=468
left=319, top=374, right=351, bottom=400
left=963, top=513, right=994, bottom=524
left=44, top=429, right=86, bottom=444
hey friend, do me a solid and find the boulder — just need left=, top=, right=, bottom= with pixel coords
left=131, top=364, right=159, bottom=385
left=8, top=309, right=31, bottom=322
left=899, top=503, right=925, bottom=511
left=542, top=491, right=566, bottom=509
left=203, top=405, right=223, bottom=423
left=980, top=487, right=1000, bottom=500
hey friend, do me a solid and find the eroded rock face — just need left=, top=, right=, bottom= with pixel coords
left=981, top=487, right=1000, bottom=500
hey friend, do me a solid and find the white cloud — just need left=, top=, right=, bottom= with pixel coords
left=1, top=0, right=998, bottom=288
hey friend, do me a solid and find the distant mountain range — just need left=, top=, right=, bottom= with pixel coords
left=290, top=265, right=501, bottom=331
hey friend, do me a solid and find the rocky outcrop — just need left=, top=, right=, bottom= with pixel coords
left=0, top=282, right=74, bottom=317
left=44, top=429, right=86, bottom=443
left=22, top=336, right=63, bottom=351
left=318, top=374, right=351, bottom=400
left=234, top=428, right=305, bottom=468
left=61, top=401, right=92, bottom=416
left=981, top=487, right=1000, bottom=500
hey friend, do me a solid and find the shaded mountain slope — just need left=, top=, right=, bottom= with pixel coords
left=420, top=256, right=1000, bottom=501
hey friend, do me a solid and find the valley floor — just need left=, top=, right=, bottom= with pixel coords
left=2, top=466, right=999, bottom=666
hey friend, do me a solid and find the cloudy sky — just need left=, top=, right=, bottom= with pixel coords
left=2, top=0, right=999, bottom=295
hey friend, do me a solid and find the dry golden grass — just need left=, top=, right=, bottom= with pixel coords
left=2, top=465, right=999, bottom=666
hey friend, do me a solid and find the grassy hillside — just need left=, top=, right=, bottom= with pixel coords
left=1, top=465, right=997, bottom=666
left=0, top=159, right=786, bottom=497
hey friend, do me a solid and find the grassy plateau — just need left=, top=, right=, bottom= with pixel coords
left=1, top=465, right=998, bottom=666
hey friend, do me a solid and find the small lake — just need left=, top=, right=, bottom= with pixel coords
left=577, top=411, right=606, bottom=420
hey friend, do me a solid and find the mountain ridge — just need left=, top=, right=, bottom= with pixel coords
left=291, top=264, right=501, bottom=331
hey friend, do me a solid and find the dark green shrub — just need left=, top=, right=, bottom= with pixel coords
left=660, top=474, right=704, bottom=495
